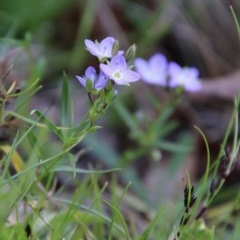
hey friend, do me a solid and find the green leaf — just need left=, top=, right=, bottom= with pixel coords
left=191, top=126, right=211, bottom=219
left=61, top=72, right=69, bottom=127
left=113, top=99, right=141, bottom=137
left=32, top=109, right=63, bottom=140
left=230, top=6, right=240, bottom=44
left=155, top=139, right=192, bottom=153
left=84, top=135, right=149, bottom=201
left=180, top=219, right=214, bottom=240
left=103, top=199, right=131, bottom=240
left=0, top=131, right=35, bottom=224
left=52, top=166, right=120, bottom=174
left=137, top=210, right=163, bottom=240
left=14, top=78, right=42, bottom=112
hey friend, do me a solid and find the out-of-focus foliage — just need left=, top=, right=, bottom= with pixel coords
left=0, top=1, right=240, bottom=239
left=0, top=0, right=76, bottom=35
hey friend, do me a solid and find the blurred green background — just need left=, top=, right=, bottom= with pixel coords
left=1, top=0, right=240, bottom=198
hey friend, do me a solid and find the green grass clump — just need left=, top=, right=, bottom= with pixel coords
left=0, top=2, right=240, bottom=240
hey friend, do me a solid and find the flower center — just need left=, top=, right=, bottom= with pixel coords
left=113, top=71, right=122, bottom=79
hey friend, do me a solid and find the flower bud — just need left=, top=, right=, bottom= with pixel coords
left=150, top=148, right=162, bottom=162
left=111, top=39, right=119, bottom=57
left=125, top=44, right=137, bottom=62
left=105, top=79, right=115, bottom=91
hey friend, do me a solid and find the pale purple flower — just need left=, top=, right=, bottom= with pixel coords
left=85, top=37, right=115, bottom=60
left=100, top=53, right=140, bottom=86
left=76, top=66, right=108, bottom=90
left=168, top=62, right=202, bottom=92
left=134, top=53, right=168, bottom=85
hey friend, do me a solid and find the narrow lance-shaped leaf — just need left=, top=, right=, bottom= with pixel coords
left=61, top=72, right=69, bottom=127
left=32, top=109, right=63, bottom=140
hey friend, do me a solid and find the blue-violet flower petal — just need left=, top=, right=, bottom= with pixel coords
left=168, top=62, right=202, bottom=92
left=85, top=37, right=115, bottom=60
left=100, top=54, right=140, bottom=85
left=134, top=53, right=168, bottom=85
left=76, top=66, right=108, bottom=90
